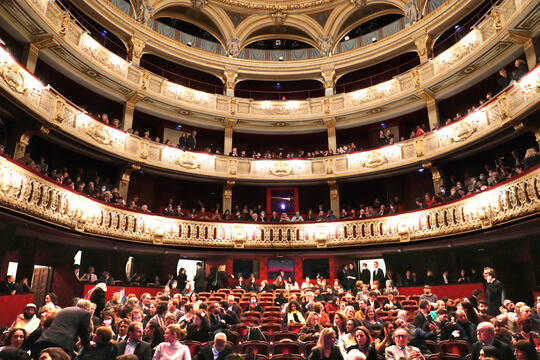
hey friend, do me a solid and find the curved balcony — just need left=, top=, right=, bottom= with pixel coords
left=0, top=155, right=538, bottom=249
left=1, top=43, right=539, bottom=181
left=2, top=0, right=537, bottom=131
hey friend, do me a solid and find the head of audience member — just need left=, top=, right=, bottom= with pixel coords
left=317, top=327, right=337, bottom=350
left=127, top=322, right=144, bottom=343
left=477, top=322, right=495, bottom=345
left=393, top=328, right=410, bottom=348
left=94, top=326, right=113, bottom=345
left=214, top=332, right=227, bottom=352
left=38, top=347, right=70, bottom=360
left=513, top=340, right=537, bottom=360
left=354, top=326, right=372, bottom=352
left=3, top=328, right=26, bottom=349
left=164, top=324, right=184, bottom=344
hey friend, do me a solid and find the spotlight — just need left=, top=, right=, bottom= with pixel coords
left=278, top=56, right=284, bottom=61
left=102, top=30, right=107, bottom=36
left=344, top=35, right=350, bottom=41
left=176, top=125, right=183, bottom=129
left=275, top=40, right=281, bottom=46
left=417, top=168, right=425, bottom=173
left=280, top=203, right=286, bottom=210
left=454, top=25, right=460, bottom=30
left=187, top=41, right=193, bottom=47
left=380, top=123, right=386, bottom=129
left=372, top=37, right=377, bottom=43
left=276, top=82, right=281, bottom=89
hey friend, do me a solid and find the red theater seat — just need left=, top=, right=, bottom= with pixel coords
left=242, top=341, right=270, bottom=356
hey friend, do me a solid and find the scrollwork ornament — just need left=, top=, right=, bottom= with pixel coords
left=53, top=96, right=66, bottom=123
left=227, top=38, right=241, bottom=58
left=1, top=63, right=26, bottom=94
left=85, top=123, right=112, bottom=145
left=270, top=162, right=293, bottom=176
left=176, top=152, right=200, bottom=169
left=363, top=152, right=386, bottom=168
left=318, top=37, right=333, bottom=57
left=451, top=121, right=476, bottom=142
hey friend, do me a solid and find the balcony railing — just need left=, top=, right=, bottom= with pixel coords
left=6, top=0, right=535, bottom=127
left=1, top=43, right=539, bottom=181
left=0, top=155, right=538, bottom=249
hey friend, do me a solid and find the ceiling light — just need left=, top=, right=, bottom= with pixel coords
left=372, top=37, right=377, bottom=43
left=344, top=36, right=350, bottom=41
left=278, top=56, right=284, bottom=61
left=187, top=41, right=193, bottom=47
left=275, top=40, right=281, bottom=46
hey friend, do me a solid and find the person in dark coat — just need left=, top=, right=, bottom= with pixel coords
left=116, top=322, right=152, bottom=360
left=196, top=332, right=233, bottom=360
left=472, top=322, right=515, bottom=360
left=309, top=328, right=344, bottom=360
left=483, top=267, right=504, bottom=316
left=523, top=148, right=540, bottom=170
left=186, top=130, right=197, bottom=150
left=76, top=326, right=117, bottom=360
left=360, top=263, right=371, bottom=286
left=90, top=283, right=107, bottom=317
left=32, top=300, right=91, bottom=358
left=194, top=262, right=206, bottom=293
left=512, top=58, right=529, bottom=81
left=177, top=268, right=187, bottom=292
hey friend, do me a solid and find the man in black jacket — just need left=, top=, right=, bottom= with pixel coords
left=372, top=261, right=385, bottom=286
left=360, top=263, right=371, bottom=286
left=186, top=130, right=197, bottom=150
left=413, top=300, right=432, bottom=329
left=197, top=332, right=233, bottom=360
left=194, top=262, right=206, bottom=293
left=32, top=299, right=92, bottom=358
left=471, top=322, right=515, bottom=360
left=483, top=267, right=504, bottom=316
left=116, top=322, right=152, bottom=360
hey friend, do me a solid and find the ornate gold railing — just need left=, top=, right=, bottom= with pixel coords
left=1, top=44, right=540, bottom=181
left=0, top=155, right=538, bottom=248
left=2, top=0, right=536, bottom=129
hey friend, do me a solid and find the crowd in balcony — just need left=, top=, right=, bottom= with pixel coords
left=1, top=259, right=539, bottom=360
left=7, top=145, right=540, bottom=224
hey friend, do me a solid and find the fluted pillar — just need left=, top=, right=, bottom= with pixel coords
left=223, top=179, right=235, bottom=213
left=328, top=179, right=340, bottom=217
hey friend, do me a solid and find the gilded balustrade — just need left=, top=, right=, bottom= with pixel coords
left=7, top=0, right=536, bottom=126
left=0, top=155, right=538, bottom=249
left=1, top=45, right=540, bottom=181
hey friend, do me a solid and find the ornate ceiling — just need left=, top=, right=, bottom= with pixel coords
left=132, top=0, right=413, bottom=55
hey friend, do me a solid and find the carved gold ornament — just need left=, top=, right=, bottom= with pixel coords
left=270, top=161, right=293, bottom=176
left=363, top=152, right=386, bottom=168
left=177, top=152, right=200, bottom=169
left=53, top=96, right=66, bottom=123
left=85, top=123, right=112, bottom=145
left=1, top=63, right=26, bottom=94
left=451, top=121, right=476, bottom=142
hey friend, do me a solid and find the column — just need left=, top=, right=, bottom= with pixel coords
left=21, top=36, right=57, bottom=73
left=507, top=30, right=538, bottom=70
left=122, top=92, right=145, bottom=131
left=325, top=117, right=337, bottom=153
left=321, top=68, right=336, bottom=96
left=127, top=35, right=146, bottom=66
left=418, top=89, right=440, bottom=130
left=13, top=132, right=32, bottom=160
left=414, top=32, right=433, bottom=63
left=224, top=69, right=238, bottom=97
left=328, top=179, right=340, bottom=217
left=118, top=164, right=140, bottom=201
left=224, top=118, right=236, bottom=155
left=422, top=161, right=444, bottom=193
left=222, top=180, right=235, bottom=213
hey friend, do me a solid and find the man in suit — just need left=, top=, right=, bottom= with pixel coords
left=385, top=328, right=425, bottom=360
left=344, top=263, right=357, bottom=291
left=471, top=322, right=515, bottom=360
left=194, top=262, right=206, bottom=293
left=372, top=261, right=385, bottom=286
left=186, top=130, right=197, bottom=150
left=116, top=322, right=152, bottom=360
left=483, top=267, right=504, bottom=316
left=360, top=263, right=371, bottom=286
left=197, top=332, right=233, bottom=360
left=226, top=294, right=241, bottom=317
left=413, top=300, right=432, bottom=329
left=32, top=299, right=91, bottom=358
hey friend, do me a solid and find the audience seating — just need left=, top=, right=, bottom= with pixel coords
left=440, top=340, right=472, bottom=357
left=272, top=331, right=298, bottom=342
left=242, top=341, right=271, bottom=356
left=181, top=340, right=202, bottom=357
left=287, top=323, right=304, bottom=334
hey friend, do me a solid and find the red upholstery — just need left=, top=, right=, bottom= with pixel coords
left=242, top=341, right=270, bottom=356
left=272, top=331, right=298, bottom=342
left=273, top=341, right=301, bottom=355
left=397, top=284, right=483, bottom=299
left=181, top=340, right=201, bottom=357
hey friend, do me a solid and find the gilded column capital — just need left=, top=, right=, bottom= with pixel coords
left=413, top=31, right=433, bottom=62
left=30, top=36, right=59, bottom=50
left=191, top=0, right=208, bottom=9
left=416, top=89, right=436, bottom=105
left=321, top=69, right=336, bottom=90
left=349, top=0, right=367, bottom=7
left=271, top=11, right=287, bottom=25
left=224, top=69, right=239, bottom=91
left=126, top=91, right=146, bottom=106
left=127, top=36, right=147, bottom=65
left=224, top=118, right=237, bottom=129
left=324, top=116, right=336, bottom=129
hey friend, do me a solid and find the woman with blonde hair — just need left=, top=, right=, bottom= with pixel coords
left=153, top=324, right=190, bottom=360
left=309, top=328, right=344, bottom=360
left=299, top=313, right=324, bottom=342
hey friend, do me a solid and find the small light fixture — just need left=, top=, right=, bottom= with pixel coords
left=278, top=56, right=284, bottom=61
left=372, top=37, right=377, bottom=43
left=187, top=41, right=193, bottom=47
left=344, top=35, right=350, bottom=41
left=275, top=40, right=281, bottom=46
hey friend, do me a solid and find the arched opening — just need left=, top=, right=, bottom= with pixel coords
left=337, top=13, right=403, bottom=43
left=57, top=0, right=127, bottom=59
left=335, top=52, right=420, bottom=93
left=245, top=39, right=313, bottom=50
left=156, top=17, right=220, bottom=43
left=235, top=79, right=324, bottom=100
left=140, top=54, right=224, bottom=94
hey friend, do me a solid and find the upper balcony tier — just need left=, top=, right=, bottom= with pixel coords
left=1, top=0, right=538, bottom=132
left=0, top=154, right=538, bottom=249
left=1, top=41, right=539, bottom=182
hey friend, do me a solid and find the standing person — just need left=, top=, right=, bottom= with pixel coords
left=344, top=264, right=357, bottom=291
left=32, top=300, right=92, bottom=358
left=483, top=267, right=504, bottom=316
left=194, top=262, right=206, bottom=293
left=186, top=130, right=197, bottom=151
left=372, top=262, right=385, bottom=287
left=177, top=268, right=187, bottom=292
left=360, top=264, right=371, bottom=287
